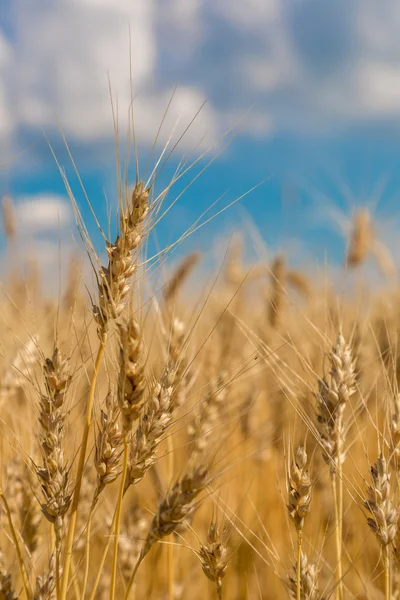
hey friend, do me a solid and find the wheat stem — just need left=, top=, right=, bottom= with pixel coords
left=125, top=554, right=144, bottom=599
left=297, top=532, right=302, bottom=600
left=55, top=532, right=61, bottom=600
left=217, top=580, right=223, bottom=600
left=81, top=503, right=95, bottom=599
left=336, top=415, right=344, bottom=600
left=331, top=474, right=343, bottom=600
left=110, top=440, right=129, bottom=600
left=167, top=435, right=175, bottom=600
left=0, top=491, right=32, bottom=600
left=70, top=556, right=81, bottom=600
left=60, top=336, right=106, bottom=600
left=385, top=544, right=391, bottom=600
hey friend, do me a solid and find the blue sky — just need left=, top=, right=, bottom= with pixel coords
left=2, top=0, right=400, bottom=284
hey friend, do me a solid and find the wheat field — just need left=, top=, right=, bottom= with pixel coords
left=0, top=115, right=399, bottom=600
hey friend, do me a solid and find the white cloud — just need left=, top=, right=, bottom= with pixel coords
left=0, top=31, right=12, bottom=139
left=15, top=195, right=72, bottom=233
left=356, top=62, right=400, bottom=114
left=0, top=194, right=76, bottom=293
left=2, top=0, right=400, bottom=155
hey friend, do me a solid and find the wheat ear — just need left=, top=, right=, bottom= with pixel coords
left=198, top=522, right=228, bottom=600
left=36, top=347, right=71, bottom=598
left=287, top=445, right=312, bottom=600
left=125, top=466, right=208, bottom=597
left=315, top=331, right=355, bottom=600
left=364, top=455, right=398, bottom=600
left=288, top=553, right=320, bottom=600
left=110, top=316, right=146, bottom=600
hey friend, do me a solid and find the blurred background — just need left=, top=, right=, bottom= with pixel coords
left=1, top=0, right=400, bottom=289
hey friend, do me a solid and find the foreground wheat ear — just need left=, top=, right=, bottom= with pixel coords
left=94, top=181, right=150, bottom=333
left=60, top=179, right=151, bottom=600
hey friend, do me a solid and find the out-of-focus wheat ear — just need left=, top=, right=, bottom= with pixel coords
left=94, top=181, right=150, bottom=333
left=364, top=455, right=398, bottom=600
left=225, top=233, right=244, bottom=287
left=118, top=498, right=148, bottom=583
left=188, top=374, right=227, bottom=461
left=287, top=552, right=320, bottom=600
left=372, top=238, right=396, bottom=279
left=268, top=254, right=286, bottom=328
left=163, top=252, right=199, bottom=411
left=287, top=445, right=312, bottom=600
left=345, top=208, right=374, bottom=268
left=164, top=252, right=200, bottom=307
left=63, top=256, right=82, bottom=311
left=118, top=316, right=147, bottom=432
left=20, top=465, right=42, bottom=556
left=34, top=555, right=56, bottom=600
left=4, top=457, right=23, bottom=526
left=75, top=466, right=94, bottom=554
left=286, top=270, right=312, bottom=299
left=0, top=548, right=17, bottom=600
left=125, top=466, right=208, bottom=597
left=0, top=337, right=39, bottom=407
left=168, top=316, right=190, bottom=410
left=198, top=522, right=228, bottom=600
left=2, top=195, right=16, bottom=243
left=390, top=394, right=400, bottom=470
